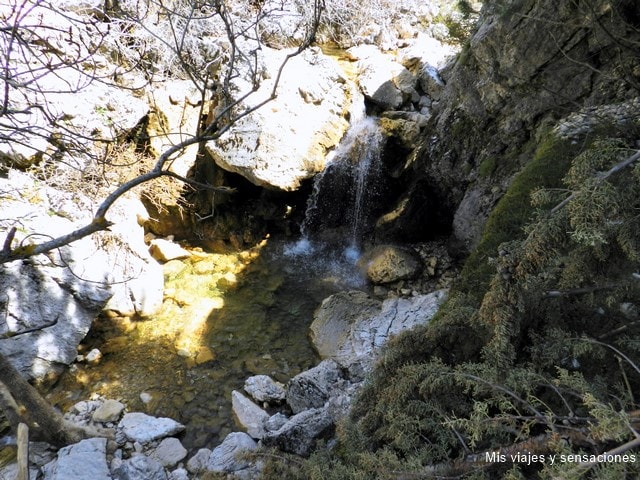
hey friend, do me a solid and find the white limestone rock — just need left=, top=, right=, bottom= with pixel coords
left=92, top=399, right=125, bottom=423
left=243, top=375, right=286, bottom=404
left=112, top=454, right=167, bottom=480
left=205, top=47, right=351, bottom=191
left=117, top=413, right=185, bottom=444
left=152, top=437, right=188, bottom=468
left=206, top=432, right=257, bottom=473
left=231, top=390, right=269, bottom=440
left=311, top=290, right=448, bottom=376
left=42, top=438, right=110, bottom=480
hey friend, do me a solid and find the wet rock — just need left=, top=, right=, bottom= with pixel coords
left=42, top=438, right=110, bottom=480
left=112, top=454, right=167, bottom=480
left=117, top=413, right=185, bottom=444
left=92, top=399, right=126, bottom=423
left=152, top=437, right=188, bottom=468
left=231, top=390, right=269, bottom=440
left=359, top=245, right=423, bottom=284
left=206, top=432, right=257, bottom=474
left=244, top=375, right=286, bottom=404
left=261, top=407, right=333, bottom=456
left=286, top=359, right=343, bottom=414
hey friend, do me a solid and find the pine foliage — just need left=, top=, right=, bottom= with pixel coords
left=270, top=126, right=640, bottom=479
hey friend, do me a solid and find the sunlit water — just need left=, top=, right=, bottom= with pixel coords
left=47, top=236, right=363, bottom=452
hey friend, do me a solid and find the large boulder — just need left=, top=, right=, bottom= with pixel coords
left=359, top=244, right=423, bottom=284
left=205, top=47, right=352, bottom=191
left=0, top=172, right=164, bottom=382
left=311, top=290, right=448, bottom=375
left=309, top=291, right=382, bottom=362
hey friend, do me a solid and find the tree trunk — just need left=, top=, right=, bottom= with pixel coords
left=0, top=352, right=110, bottom=447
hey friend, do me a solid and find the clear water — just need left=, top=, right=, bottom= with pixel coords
left=47, top=237, right=353, bottom=452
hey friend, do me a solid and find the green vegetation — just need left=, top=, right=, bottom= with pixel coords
left=260, top=122, right=640, bottom=479
left=457, top=131, right=577, bottom=298
left=478, top=156, right=498, bottom=178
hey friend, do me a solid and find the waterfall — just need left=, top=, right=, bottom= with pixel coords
left=284, top=117, right=385, bottom=284
left=303, top=117, right=384, bottom=243
left=346, top=117, right=384, bottom=255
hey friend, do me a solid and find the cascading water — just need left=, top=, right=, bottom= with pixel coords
left=284, top=117, right=386, bottom=286
left=346, top=117, right=384, bottom=257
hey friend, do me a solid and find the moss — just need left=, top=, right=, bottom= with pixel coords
left=478, top=156, right=497, bottom=178
left=455, top=130, right=578, bottom=299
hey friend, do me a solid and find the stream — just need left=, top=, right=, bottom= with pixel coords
left=47, top=236, right=366, bottom=451
left=48, top=116, right=384, bottom=452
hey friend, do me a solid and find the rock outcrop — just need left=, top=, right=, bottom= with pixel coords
left=205, top=47, right=353, bottom=191
left=379, top=0, right=640, bottom=251
left=311, top=289, right=448, bottom=375
left=0, top=171, right=162, bottom=382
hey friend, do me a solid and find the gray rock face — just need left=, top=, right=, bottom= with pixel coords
left=393, top=0, right=640, bottom=252
left=205, top=47, right=351, bottom=191
left=118, top=413, right=185, bottom=444
left=311, top=290, right=448, bottom=375
left=152, top=437, right=188, bottom=468
left=244, top=374, right=286, bottom=404
left=206, top=432, right=257, bottom=473
left=309, top=291, right=382, bottom=362
left=286, top=359, right=343, bottom=414
left=359, top=245, right=423, bottom=284
left=42, top=438, right=111, bottom=480
left=231, top=390, right=270, bottom=439
left=261, top=407, right=333, bottom=456
left=112, top=454, right=167, bottom=480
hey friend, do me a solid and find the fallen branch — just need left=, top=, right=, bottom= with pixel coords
left=543, top=284, right=618, bottom=298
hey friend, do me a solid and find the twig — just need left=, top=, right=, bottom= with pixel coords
left=543, top=284, right=618, bottom=298
left=551, top=149, right=640, bottom=214
left=577, top=436, right=640, bottom=469
left=1, top=226, right=16, bottom=254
